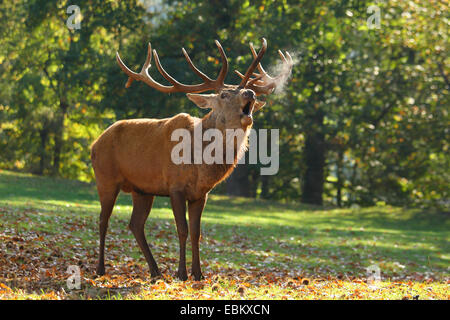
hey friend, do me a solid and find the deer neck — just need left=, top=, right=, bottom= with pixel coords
left=201, top=110, right=223, bottom=131
left=200, top=110, right=250, bottom=164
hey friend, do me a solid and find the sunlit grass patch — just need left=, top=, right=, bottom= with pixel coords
left=0, top=170, right=448, bottom=300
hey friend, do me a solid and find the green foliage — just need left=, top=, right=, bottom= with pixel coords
left=0, top=0, right=448, bottom=208
left=1, top=0, right=144, bottom=179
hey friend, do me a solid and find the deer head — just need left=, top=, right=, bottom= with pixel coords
left=116, top=38, right=293, bottom=130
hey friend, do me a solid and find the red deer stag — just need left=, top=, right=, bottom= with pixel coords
left=91, top=38, right=292, bottom=280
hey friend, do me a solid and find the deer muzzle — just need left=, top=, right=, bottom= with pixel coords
left=240, top=93, right=255, bottom=127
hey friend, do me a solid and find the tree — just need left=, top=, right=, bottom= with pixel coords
left=1, top=0, right=447, bottom=209
left=1, top=0, right=144, bottom=178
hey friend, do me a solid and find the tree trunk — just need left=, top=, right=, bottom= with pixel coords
left=226, top=163, right=251, bottom=197
left=336, top=149, right=344, bottom=207
left=301, top=122, right=326, bottom=205
left=51, top=100, right=68, bottom=176
left=38, top=128, right=49, bottom=175
left=249, top=169, right=259, bottom=198
left=260, top=175, right=270, bottom=199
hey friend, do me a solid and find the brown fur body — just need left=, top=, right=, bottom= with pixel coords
left=91, top=112, right=245, bottom=202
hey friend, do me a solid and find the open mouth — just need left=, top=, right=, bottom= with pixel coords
left=242, top=101, right=253, bottom=116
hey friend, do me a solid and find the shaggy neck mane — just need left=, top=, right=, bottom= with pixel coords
left=201, top=111, right=251, bottom=165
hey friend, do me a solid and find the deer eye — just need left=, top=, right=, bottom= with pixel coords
left=220, top=93, right=229, bottom=99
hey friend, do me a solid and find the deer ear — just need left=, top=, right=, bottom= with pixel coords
left=186, top=93, right=216, bottom=109
left=253, top=100, right=266, bottom=112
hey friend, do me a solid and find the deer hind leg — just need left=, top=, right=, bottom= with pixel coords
left=96, top=184, right=120, bottom=276
left=188, top=195, right=207, bottom=281
left=170, top=191, right=188, bottom=281
left=129, top=192, right=161, bottom=279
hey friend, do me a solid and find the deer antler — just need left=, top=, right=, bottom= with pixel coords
left=117, top=38, right=292, bottom=96
left=116, top=40, right=229, bottom=93
left=237, top=38, right=268, bottom=88
left=235, top=40, right=293, bottom=95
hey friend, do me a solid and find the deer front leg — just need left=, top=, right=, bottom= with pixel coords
left=188, top=195, right=207, bottom=281
left=170, top=191, right=188, bottom=281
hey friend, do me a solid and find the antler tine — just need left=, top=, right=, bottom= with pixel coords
left=285, top=51, right=293, bottom=65
left=181, top=48, right=212, bottom=82
left=234, top=70, right=260, bottom=80
left=142, top=42, right=153, bottom=72
left=116, top=43, right=166, bottom=90
left=249, top=42, right=268, bottom=77
left=245, top=45, right=294, bottom=95
left=116, top=45, right=144, bottom=88
left=238, top=38, right=267, bottom=88
left=247, top=75, right=263, bottom=86
left=126, top=42, right=153, bottom=88
left=214, top=40, right=229, bottom=85
left=116, top=43, right=175, bottom=93
left=152, top=49, right=187, bottom=87
left=180, top=39, right=228, bottom=87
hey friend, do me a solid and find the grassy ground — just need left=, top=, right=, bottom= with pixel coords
left=0, top=169, right=448, bottom=300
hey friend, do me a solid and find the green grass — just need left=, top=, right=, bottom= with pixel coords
left=0, top=169, right=448, bottom=300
